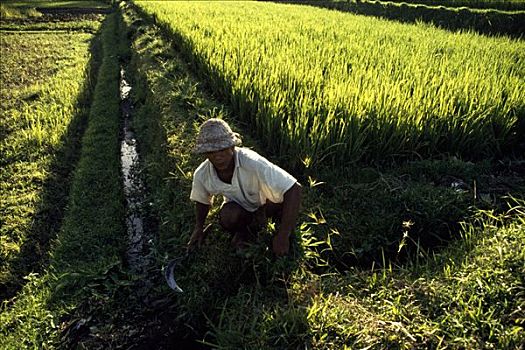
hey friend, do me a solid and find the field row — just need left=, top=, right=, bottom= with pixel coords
left=0, top=30, right=96, bottom=299
left=279, top=0, right=525, bottom=38
left=1, top=12, right=131, bottom=348
left=137, top=1, right=525, bottom=168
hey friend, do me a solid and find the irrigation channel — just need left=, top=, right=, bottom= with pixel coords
left=119, top=66, right=153, bottom=295
left=118, top=64, right=210, bottom=349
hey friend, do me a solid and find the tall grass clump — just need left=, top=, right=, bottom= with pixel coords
left=135, top=1, right=524, bottom=168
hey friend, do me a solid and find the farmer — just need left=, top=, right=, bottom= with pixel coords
left=187, top=118, right=302, bottom=256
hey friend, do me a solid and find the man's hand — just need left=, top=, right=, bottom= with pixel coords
left=188, top=203, right=211, bottom=250
left=272, top=232, right=290, bottom=256
left=187, top=226, right=208, bottom=250
left=272, top=182, right=302, bottom=256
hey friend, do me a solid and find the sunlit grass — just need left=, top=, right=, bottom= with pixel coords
left=1, top=0, right=111, bottom=9
left=0, top=3, right=42, bottom=18
left=373, top=0, right=525, bottom=11
left=198, top=200, right=525, bottom=349
left=136, top=1, right=525, bottom=167
left=300, top=201, right=525, bottom=348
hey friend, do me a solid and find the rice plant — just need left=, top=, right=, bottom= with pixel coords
left=136, top=1, right=525, bottom=167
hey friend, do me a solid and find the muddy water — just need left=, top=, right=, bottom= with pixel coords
left=120, top=67, right=151, bottom=275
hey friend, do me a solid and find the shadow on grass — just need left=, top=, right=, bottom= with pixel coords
left=303, top=156, right=525, bottom=272
left=142, top=232, right=308, bottom=349
left=0, top=23, right=104, bottom=302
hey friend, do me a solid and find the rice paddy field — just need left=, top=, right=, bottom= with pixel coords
left=1, top=0, right=524, bottom=348
left=136, top=1, right=525, bottom=168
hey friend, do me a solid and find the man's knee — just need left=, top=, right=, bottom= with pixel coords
left=219, top=202, right=251, bottom=232
left=265, top=200, right=283, bottom=221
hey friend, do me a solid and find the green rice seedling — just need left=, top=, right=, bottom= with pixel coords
left=135, top=1, right=524, bottom=167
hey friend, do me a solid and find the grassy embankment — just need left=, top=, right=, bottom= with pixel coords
left=0, top=11, right=129, bottom=348
left=121, top=2, right=524, bottom=348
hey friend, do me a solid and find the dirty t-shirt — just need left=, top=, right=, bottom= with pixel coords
left=190, top=147, right=297, bottom=212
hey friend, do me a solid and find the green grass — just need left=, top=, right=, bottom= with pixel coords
left=0, top=2, right=41, bottom=18
left=135, top=1, right=525, bottom=168
left=0, top=29, right=98, bottom=299
left=209, top=200, right=525, bottom=348
left=0, top=1, right=111, bottom=20
left=0, top=0, right=106, bottom=32
left=0, top=12, right=127, bottom=348
left=0, top=18, right=104, bottom=33
left=280, top=0, right=525, bottom=38
left=290, top=202, right=525, bottom=349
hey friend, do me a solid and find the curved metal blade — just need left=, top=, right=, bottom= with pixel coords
left=164, top=225, right=210, bottom=293
left=164, top=259, right=183, bottom=293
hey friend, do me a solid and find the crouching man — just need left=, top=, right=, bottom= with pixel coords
left=187, top=118, right=302, bottom=256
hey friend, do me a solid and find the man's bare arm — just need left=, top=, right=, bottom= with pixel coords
left=273, top=182, right=302, bottom=256
left=188, top=202, right=211, bottom=249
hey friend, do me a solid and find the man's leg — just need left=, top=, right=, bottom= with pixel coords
left=219, top=202, right=254, bottom=248
left=264, top=200, right=283, bottom=221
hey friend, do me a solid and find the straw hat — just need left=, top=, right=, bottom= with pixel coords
left=193, top=118, right=242, bottom=154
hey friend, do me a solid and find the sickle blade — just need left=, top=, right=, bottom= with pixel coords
left=164, top=259, right=183, bottom=293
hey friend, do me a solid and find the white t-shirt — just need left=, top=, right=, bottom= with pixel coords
left=190, top=147, right=297, bottom=212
